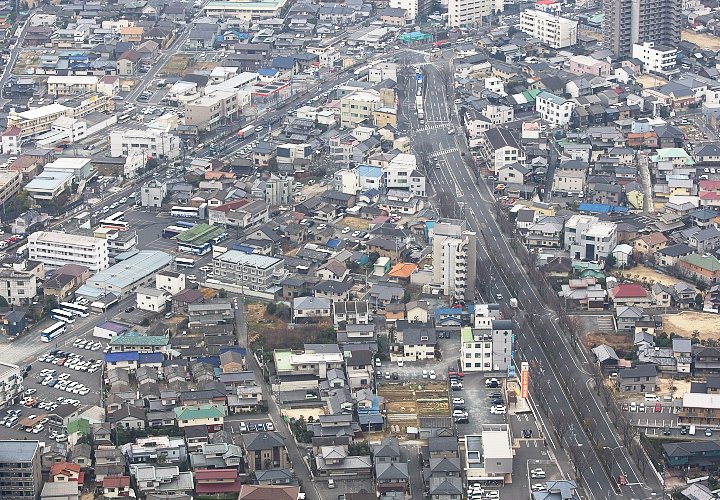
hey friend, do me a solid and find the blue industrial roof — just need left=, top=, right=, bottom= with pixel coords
left=579, top=203, right=628, bottom=214
left=105, top=351, right=140, bottom=362
left=358, top=165, right=383, bottom=178
left=97, top=321, right=128, bottom=333
left=258, top=68, right=278, bottom=76
left=327, top=239, right=343, bottom=249
left=139, top=352, right=164, bottom=364
left=436, top=308, right=461, bottom=315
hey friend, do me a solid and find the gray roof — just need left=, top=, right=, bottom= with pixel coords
left=242, top=432, right=285, bottom=451
left=0, top=440, right=38, bottom=462
left=619, top=364, right=656, bottom=379
left=375, top=462, right=409, bottom=480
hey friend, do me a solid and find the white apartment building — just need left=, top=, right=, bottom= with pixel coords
left=536, top=91, right=575, bottom=126
left=47, top=76, right=99, bottom=96
left=340, top=90, right=381, bottom=128
left=481, top=127, right=525, bottom=173
left=141, top=180, right=167, bottom=208
left=263, top=174, right=292, bottom=206
left=0, top=268, right=37, bottom=306
left=448, top=0, right=503, bottom=28
left=432, top=219, right=477, bottom=301
left=460, top=319, right=513, bottom=372
left=110, top=128, right=180, bottom=160
left=632, top=42, right=678, bottom=75
left=212, top=250, right=284, bottom=292
left=184, top=89, right=245, bottom=131
left=519, top=9, right=578, bottom=48
left=28, top=231, right=109, bottom=271
left=564, top=215, right=618, bottom=261
left=385, top=154, right=425, bottom=197
left=0, top=362, right=22, bottom=409
left=0, top=171, right=21, bottom=206
left=551, top=160, right=587, bottom=194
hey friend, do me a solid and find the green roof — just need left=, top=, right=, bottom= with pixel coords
left=681, top=253, right=720, bottom=272
left=67, top=418, right=91, bottom=435
left=461, top=327, right=474, bottom=344
left=650, top=148, right=695, bottom=165
left=174, top=223, right=226, bottom=246
left=521, top=89, right=542, bottom=102
left=273, top=349, right=293, bottom=372
left=174, top=403, right=226, bottom=421
left=109, top=331, right=169, bottom=346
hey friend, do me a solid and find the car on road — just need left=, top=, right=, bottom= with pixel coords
left=495, top=293, right=503, bottom=301
left=255, top=126, right=265, bottom=132
left=265, top=422, right=274, bottom=431
left=199, top=266, right=211, bottom=272
left=429, top=370, right=437, bottom=380
left=187, top=275, right=197, bottom=281
left=452, top=398, right=464, bottom=405
left=397, top=359, right=404, bottom=367
left=706, top=428, right=713, bottom=437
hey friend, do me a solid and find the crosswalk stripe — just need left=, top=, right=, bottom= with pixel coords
left=428, top=147, right=459, bottom=158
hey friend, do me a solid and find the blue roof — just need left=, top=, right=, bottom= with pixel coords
left=358, top=165, right=383, bottom=178
left=436, top=308, right=462, bottom=315
left=97, top=321, right=128, bottom=333
left=105, top=351, right=139, bottom=362
left=139, top=352, right=164, bottom=364
left=272, top=56, right=295, bottom=69
left=194, top=356, right=221, bottom=367
left=258, top=68, right=278, bottom=76
left=358, top=413, right=384, bottom=424
left=327, top=239, right=343, bottom=249
left=578, top=203, right=629, bottom=214
left=364, top=188, right=380, bottom=197
left=232, top=244, right=255, bottom=254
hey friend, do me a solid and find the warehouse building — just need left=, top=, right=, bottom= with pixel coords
left=81, top=250, right=173, bottom=298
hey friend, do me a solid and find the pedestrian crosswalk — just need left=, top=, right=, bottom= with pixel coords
left=416, top=123, right=450, bottom=133
left=429, top=147, right=459, bottom=158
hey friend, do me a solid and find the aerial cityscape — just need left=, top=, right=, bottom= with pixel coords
left=0, top=0, right=718, bottom=498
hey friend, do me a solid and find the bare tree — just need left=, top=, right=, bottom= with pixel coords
left=550, top=411, right=569, bottom=447
left=568, top=444, right=589, bottom=484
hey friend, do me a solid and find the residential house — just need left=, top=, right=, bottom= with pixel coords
left=241, top=432, right=289, bottom=475
left=617, top=364, right=657, bottom=393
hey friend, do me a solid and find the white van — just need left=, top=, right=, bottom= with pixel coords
left=689, top=424, right=696, bottom=435
left=645, top=394, right=659, bottom=402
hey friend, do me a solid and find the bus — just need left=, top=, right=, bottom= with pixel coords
left=59, top=302, right=89, bottom=318
left=50, top=309, right=75, bottom=324
left=176, top=257, right=195, bottom=268
left=175, top=221, right=196, bottom=229
left=41, top=322, right=66, bottom=343
left=99, top=211, right=129, bottom=231
left=118, top=113, right=131, bottom=123
left=211, top=232, right=229, bottom=245
left=162, top=225, right=189, bottom=239
left=171, top=205, right=206, bottom=219
left=236, top=124, right=255, bottom=138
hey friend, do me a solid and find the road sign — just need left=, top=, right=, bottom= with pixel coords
left=521, top=361, right=529, bottom=399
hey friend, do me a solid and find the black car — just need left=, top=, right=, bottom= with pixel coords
left=453, top=405, right=466, bottom=411
left=488, top=392, right=502, bottom=399
left=124, top=306, right=135, bottom=313
left=522, top=429, right=533, bottom=438
left=663, top=427, right=671, bottom=436
left=680, top=426, right=688, bottom=435
left=454, top=417, right=469, bottom=424
left=486, top=381, right=499, bottom=389
left=391, top=372, right=399, bottom=380
left=491, top=398, right=504, bottom=405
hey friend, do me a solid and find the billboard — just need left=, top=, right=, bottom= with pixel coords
left=521, top=361, right=530, bottom=399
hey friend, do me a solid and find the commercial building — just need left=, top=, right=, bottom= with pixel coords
left=464, top=425, right=513, bottom=483
left=519, top=9, right=578, bottom=48
left=6, top=93, right=113, bottom=138
left=28, top=231, right=109, bottom=271
left=0, top=362, right=23, bottom=408
left=632, top=42, right=678, bottom=75
left=602, top=0, right=680, bottom=57
left=460, top=320, right=512, bottom=372
left=340, top=90, right=382, bottom=128
left=24, top=170, right=74, bottom=200
left=84, top=250, right=173, bottom=298
left=212, top=250, right=284, bottom=292
left=432, top=219, right=477, bottom=301
left=110, top=128, right=180, bottom=159
left=273, top=348, right=344, bottom=378
left=0, top=269, right=38, bottom=306
left=564, top=215, right=618, bottom=261
left=203, top=0, right=290, bottom=20
left=0, top=441, right=42, bottom=500
left=44, top=157, right=93, bottom=180
left=448, top=0, right=503, bottom=28
left=185, top=89, right=244, bottom=131
left=47, top=75, right=99, bottom=96
left=536, top=91, right=575, bottom=126
left=480, top=127, right=525, bottom=173
left=0, top=171, right=22, bottom=206
left=141, top=180, right=167, bottom=208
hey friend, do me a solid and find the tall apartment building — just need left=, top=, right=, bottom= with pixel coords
left=448, top=0, right=503, bottom=28
left=432, top=219, right=477, bottom=301
left=28, top=231, right=109, bottom=271
left=0, top=363, right=22, bottom=408
left=0, top=269, right=38, bottom=306
left=0, top=171, right=22, bottom=206
left=564, top=215, right=618, bottom=261
left=109, top=128, right=180, bottom=160
left=262, top=174, right=291, bottom=206
left=388, top=0, right=431, bottom=22
left=519, top=9, right=578, bottom=49
left=0, top=440, right=42, bottom=500
left=602, top=0, right=680, bottom=57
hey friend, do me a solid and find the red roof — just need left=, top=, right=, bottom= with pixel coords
left=700, top=179, right=720, bottom=191
left=195, top=480, right=243, bottom=494
left=103, top=476, right=130, bottom=489
left=50, top=462, right=81, bottom=477
left=611, top=283, right=648, bottom=299
left=195, top=469, right=238, bottom=480
left=700, top=191, right=720, bottom=200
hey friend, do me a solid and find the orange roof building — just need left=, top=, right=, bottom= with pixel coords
left=387, top=262, right=417, bottom=280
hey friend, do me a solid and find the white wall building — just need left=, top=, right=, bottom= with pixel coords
left=141, top=180, right=167, bottom=208
left=385, top=154, right=425, bottom=197
left=0, top=362, right=22, bottom=409
left=564, top=215, right=618, bottom=261
left=136, top=287, right=170, bottom=313
left=0, top=269, right=37, bottom=306
left=432, top=219, right=477, bottom=301
left=632, top=42, right=678, bottom=75
left=28, top=231, right=109, bottom=271
left=536, top=91, right=575, bottom=126
left=110, top=128, right=180, bottom=160
left=519, top=9, right=578, bottom=48
left=155, top=270, right=186, bottom=296
left=460, top=319, right=513, bottom=372
left=448, top=0, right=503, bottom=28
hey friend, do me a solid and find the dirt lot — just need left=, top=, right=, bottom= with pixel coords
left=585, top=331, right=635, bottom=358
left=614, top=265, right=688, bottom=288
left=663, top=312, right=720, bottom=339
left=656, top=377, right=690, bottom=397
left=635, top=74, right=667, bottom=89
left=159, top=54, right=220, bottom=77
left=282, top=407, right=325, bottom=422
left=340, top=216, right=370, bottom=230
left=379, top=382, right=449, bottom=431
left=682, top=30, right=720, bottom=50
left=12, top=51, right=39, bottom=75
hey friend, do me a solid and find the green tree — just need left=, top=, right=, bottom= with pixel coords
left=266, top=302, right=277, bottom=315
left=0, top=296, right=8, bottom=308
left=604, top=254, right=616, bottom=270
left=219, top=289, right=228, bottom=298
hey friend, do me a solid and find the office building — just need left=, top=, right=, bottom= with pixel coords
left=564, top=215, right=618, bottom=261
left=432, top=219, right=477, bottom=301
left=0, top=269, right=38, bottom=306
left=460, top=320, right=512, bottom=372
left=632, top=42, right=678, bottom=74
left=0, top=363, right=22, bottom=409
left=212, top=250, right=284, bottom=292
left=388, top=0, right=431, bottom=22
left=28, top=231, right=109, bottom=271
left=0, top=440, right=42, bottom=500
left=6, top=93, right=112, bottom=138
left=185, top=89, right=245, bottom=131
left=448, top=0, right=503, bottom=28
left=340, top=90, right=382, bottom=128
left=110, top=128, right=180, bottom=160
left=602, top=0, right=680, bottom=58
left=519, top=9, right=578, bottom=48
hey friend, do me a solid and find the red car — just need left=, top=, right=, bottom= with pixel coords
left=654, top=402, right=662, bottom=413
left=618, top=474, right=627, bottom=486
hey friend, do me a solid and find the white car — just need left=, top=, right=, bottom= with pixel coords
left=532, top=484, right=547, bottom=492
left=429, top=370, right=437, bottom=380
left=397, top=360, right=404, bottom=367
left=490, top=405, right=506, bottom=414
left=452, top=397, right=464, bottom=405
left=452, top=409, right=468, bottom=418
left=341, top=226, right=351, bottom=234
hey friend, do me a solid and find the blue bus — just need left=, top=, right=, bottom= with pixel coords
left=162, top=225, right=189, bottom=239
left=41, top=322, right=66, bottom=342
left=175, top=221, right=196, bottom=229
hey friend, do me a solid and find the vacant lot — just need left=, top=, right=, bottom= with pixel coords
left=158, top=54, right=218, bottom=76
left=682, top=30, right=720, bottom=50
left=379, top=382, right=449, bottom=430
left=635, top=74, right=667, bottom=89
left=340, top=216, right=370, bottom=230
left=614, top=265, right=686, bottom=288
left=663, top=312, right=720, bottom=339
